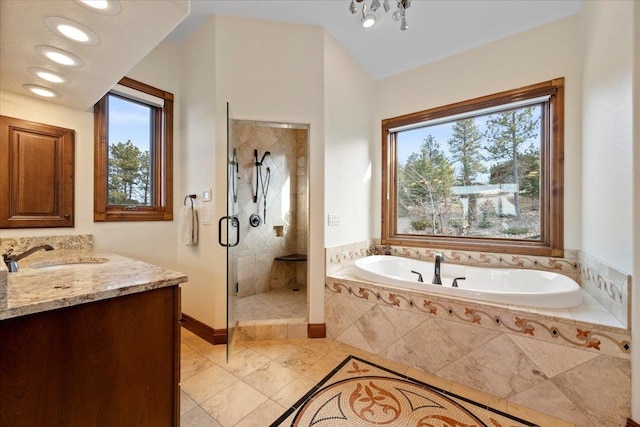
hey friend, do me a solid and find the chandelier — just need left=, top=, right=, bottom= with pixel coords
left=349, top=0, right=411, bottom=31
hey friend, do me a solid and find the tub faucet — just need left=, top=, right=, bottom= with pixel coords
left=411, top=270, right=423, bottom=283
left=2, top=244, right=54, bottom=272
left=432, top=253, right=444, bottom=285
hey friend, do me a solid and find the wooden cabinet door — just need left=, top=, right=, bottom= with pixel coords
left=0, top=116, right=74, bottom=228
left=0, top=286, right=180, bottom=427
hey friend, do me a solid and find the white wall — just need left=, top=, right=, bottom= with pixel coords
left=580, top=2, right=637, bottom=420
left=375, top=16, right=583, bottom=250
left=0, top=41, right=181, bottom=271
left=580, top=2, right=634, bottom=274
left=177, top=18, right=220, bottom=327
left=178, top=15, right=326, bottom=327
left=323, top=32, right=376, bottom=248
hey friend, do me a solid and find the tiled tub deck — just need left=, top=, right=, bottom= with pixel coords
left=324, top=243, right=631, bottom=427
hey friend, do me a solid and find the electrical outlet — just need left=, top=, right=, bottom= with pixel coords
left=328, top=214, right=339, bottom=226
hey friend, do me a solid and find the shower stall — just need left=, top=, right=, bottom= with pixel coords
left=232, top=120, right=309, bottom=325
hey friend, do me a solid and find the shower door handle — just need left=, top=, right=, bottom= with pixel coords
left=218, top=215, right=240, bottom=247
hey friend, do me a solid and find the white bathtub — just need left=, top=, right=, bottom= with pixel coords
left=352, top=255, right=582, bottom=309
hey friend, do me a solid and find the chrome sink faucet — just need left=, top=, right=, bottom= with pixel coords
left=2, top=244, right=54, bottom=272
left=432, top=253, right=444, bottom=285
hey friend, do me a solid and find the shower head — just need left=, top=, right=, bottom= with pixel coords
left=259, top=151, right=271, bottom=165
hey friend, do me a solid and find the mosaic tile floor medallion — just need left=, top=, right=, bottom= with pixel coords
left=271, top=356, right=537, bottom=427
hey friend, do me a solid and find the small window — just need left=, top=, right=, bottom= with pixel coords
left=94, top=77, right=173, bottom=221
left=382, top=79, right=564, bottom=256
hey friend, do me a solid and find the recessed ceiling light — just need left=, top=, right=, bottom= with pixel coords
left=35, top=45, right=84, bottom=67
left=23, top=84, right=60, bottom=98
left=45, top=17, right=99, bottom=45
left=27, top=68, right=70, bottom=84
left=75, top=0, right=121, bottom=15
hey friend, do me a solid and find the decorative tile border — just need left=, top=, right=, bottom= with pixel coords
left=326, top=242, right=630, bottom=328
left=329, top=242, right=578, bottom=277
left=326, top=240, right=376, bottom=275
left=325, top=278, right=630, bottom=358
left=578, top=251, right=630, bottom=327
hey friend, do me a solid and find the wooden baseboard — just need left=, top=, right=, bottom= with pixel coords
left=180, top=313, right=227, bottom=345
left=628, top=418, right=640, bottom=427
left=307, top=323, right=326, bottom=338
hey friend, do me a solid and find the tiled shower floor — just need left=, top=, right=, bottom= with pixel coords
left=237, top=288, right=307, bottom=321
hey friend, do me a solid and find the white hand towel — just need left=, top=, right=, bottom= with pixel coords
left=180, top=204, right=198, bottom=246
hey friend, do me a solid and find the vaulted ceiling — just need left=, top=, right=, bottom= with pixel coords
left=168, top=0, right=582, bottom=80
left=0, top=0, right=581, bottom=110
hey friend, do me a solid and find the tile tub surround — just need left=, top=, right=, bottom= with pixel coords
left=324, top=276, right=631, bottom=427
left=578, top=250, right=631, bottom=327
left=1, top=248, right=188, bottom=320
left=327, top=241, right=631, bottom=328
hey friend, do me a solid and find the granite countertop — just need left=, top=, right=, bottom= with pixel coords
left=0, top=249, right=188, bottom=321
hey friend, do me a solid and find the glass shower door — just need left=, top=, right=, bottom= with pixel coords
left=222, top=102, right=239, bottom=361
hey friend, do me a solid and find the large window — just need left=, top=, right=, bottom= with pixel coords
left=382, top=79, right=564, bottom=256
left=94, top=77, right=173, bottom=221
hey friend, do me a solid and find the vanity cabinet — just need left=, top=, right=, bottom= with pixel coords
left=0, top=285, right=181, bottom=426
left=0, top=115, right=74, bottom=228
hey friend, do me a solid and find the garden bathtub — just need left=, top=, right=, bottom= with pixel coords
left=352, top=255, right=582, bottom=309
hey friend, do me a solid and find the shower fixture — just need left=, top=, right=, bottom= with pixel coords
left=253, top=149, right=272, bottom=224
left=253, top=149, right=270, bottom=203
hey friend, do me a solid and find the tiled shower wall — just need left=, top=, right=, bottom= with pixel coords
left=235, top=122, right=307, bottom=298
left=294, top=129, right=308, bottom=288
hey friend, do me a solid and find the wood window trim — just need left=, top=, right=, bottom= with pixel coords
left=94, top=77, right=173, bottom=222
left=381, top=78, right=565, bottom=257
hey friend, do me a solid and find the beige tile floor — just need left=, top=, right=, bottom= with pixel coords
left=237, top=288, right=306, bottom=321
left=179, top=327, right=577, bottom=427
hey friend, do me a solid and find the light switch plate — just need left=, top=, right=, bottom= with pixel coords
left=328, top=214, right=339, bottom=226
left=202, top=188, right=212, bottom=202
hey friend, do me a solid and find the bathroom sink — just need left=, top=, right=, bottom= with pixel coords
left=31, top=257, right=109, bottom=271
left=36, top=263, right=97, bottom=271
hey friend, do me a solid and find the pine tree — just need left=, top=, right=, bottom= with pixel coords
left=447, top=118, right=485, bottom=226
left=108, top=140, right=144, bottom=205
left=137, top=150, right=151, bottom=205
left=484, top=107, right=540, bottom=218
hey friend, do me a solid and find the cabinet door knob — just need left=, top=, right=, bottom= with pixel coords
left=64, top=214, right=70, bottom=219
